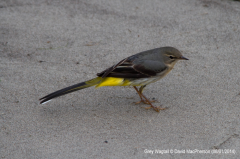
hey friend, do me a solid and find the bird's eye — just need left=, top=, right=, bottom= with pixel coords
left=169, top=56, right=174, bottom=59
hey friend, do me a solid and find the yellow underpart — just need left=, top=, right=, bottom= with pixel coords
left=95, top=77, right=131, bottom=88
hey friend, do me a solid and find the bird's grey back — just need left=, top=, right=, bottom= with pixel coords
left=128, top=47, right=169, bottom=62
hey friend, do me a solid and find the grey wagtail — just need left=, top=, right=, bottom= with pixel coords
left=40, top=46, right=188, bottom=112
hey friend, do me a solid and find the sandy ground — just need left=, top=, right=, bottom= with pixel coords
left=1, top=0, right=240, bottom=158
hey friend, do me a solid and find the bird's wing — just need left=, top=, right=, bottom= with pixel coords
left=132, top=59, right=167, bottom=76
left=97, top=57, right=167, bottom=78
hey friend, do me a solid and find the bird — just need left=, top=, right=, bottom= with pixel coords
left=39, top=46, right=188, bottom=112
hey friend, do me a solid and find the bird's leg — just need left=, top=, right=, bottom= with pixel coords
left=140, top=93, right=166, bottom=112
left=133, top=86, right=166, bottom=112
left=139, top=85, right=157, bottom=103
left=133, top=86, right=156, bottom=104
left=133, top=86, right=146, bottom=104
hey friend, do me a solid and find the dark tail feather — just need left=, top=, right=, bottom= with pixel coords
left=39, top=77, right=101, bottom=104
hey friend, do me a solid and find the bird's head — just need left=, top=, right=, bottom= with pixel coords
left=162, top=47, right=188, bottom=67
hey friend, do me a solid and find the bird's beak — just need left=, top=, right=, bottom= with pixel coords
left=179, top=56, right=189, bottom=60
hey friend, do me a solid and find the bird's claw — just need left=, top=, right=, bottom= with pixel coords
left=134, top=100, right=156, bottom=105
left=145, top=106, right=167, bottom=112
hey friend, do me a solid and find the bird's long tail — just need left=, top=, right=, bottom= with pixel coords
left=39, top=77, right=102, bottom=104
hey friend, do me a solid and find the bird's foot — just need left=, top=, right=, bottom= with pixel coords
left=145, top=106, right=167, bottom=112
left=134, top=99, right=156, bottom=105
